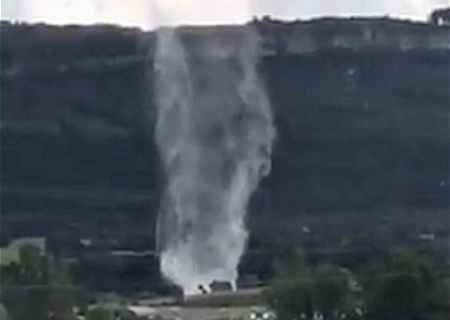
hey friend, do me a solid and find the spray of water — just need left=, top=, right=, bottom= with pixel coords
left=153, top=2, right=275, bottom=296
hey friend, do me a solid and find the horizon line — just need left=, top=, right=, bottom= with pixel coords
left=0, top=13, right=435, bottom=32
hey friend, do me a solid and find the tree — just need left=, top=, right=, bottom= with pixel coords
left=0, top=245, right=76, bottom=320
left=18, top=245, right=43, bottom=284
left=366, top=250, right=438, bottom=320
left=265, top=277, right=314, bottom=320
left=0, top=245, right=50, bottom=320
left=264, top=246, right=313, bottom=320
left=429, top=8, right=450, bottom=25
left=313, top=264, right=348, bottom=319
left=85, top=307, right=113, bottom=320
left=0, top=262, right=21, bottom=285
left=265, top=260, right=349, bottom=320
left=49, top=256, right=76, bottom=320
left=368, top=272, right=426, bottom=320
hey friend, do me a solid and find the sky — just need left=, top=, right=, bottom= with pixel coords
left=1, top=0, right=448, bottom=30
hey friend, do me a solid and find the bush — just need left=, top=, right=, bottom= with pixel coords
left=365, top=250, right=440, bottom=320
left=265, top=278, right=314, bottom=320
left=85, top=307, right=113, bottom=320
left=265, top=263, right=349, bottom=319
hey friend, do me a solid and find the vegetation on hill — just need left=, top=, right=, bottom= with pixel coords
left=0, top=245, right=79, bottom=320
left=264, top=247, right=449, bottom=320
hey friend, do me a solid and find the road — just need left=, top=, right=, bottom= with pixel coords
left=150, top=306, right=253, bottom=320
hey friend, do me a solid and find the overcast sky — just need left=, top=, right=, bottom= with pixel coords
left=1, top=0, right=448, bottom=29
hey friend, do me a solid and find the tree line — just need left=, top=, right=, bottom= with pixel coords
left=264, top=246, right=449, bottom=320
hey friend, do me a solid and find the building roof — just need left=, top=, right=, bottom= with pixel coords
left=9, top=237, right=46, bottom=252
left=126, top=306, right=157, bottom=317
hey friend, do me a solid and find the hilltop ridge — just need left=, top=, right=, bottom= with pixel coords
left=1, top=14, right=449, bottom=69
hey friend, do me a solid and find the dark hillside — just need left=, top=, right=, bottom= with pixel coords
left=0, top=19, right=448, bottom=246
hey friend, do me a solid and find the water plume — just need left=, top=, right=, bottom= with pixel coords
left=152, top=1, right=274, bottom=295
